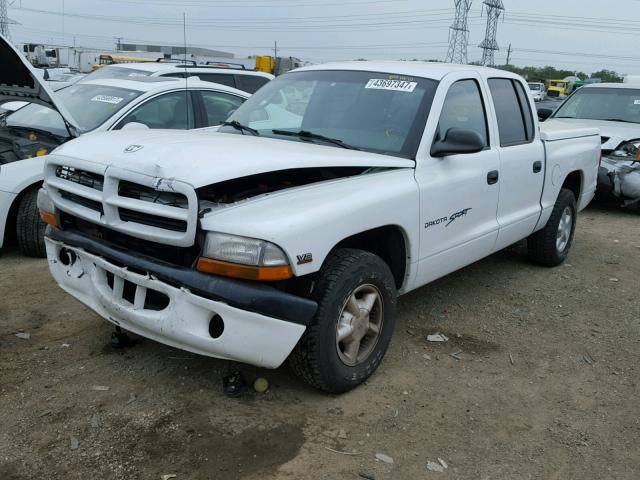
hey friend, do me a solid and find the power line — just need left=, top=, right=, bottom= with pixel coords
left=97, top=0, right=409, bottom=7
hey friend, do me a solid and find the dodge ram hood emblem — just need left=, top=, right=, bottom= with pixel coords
left=124, top=144, right=143, bottom=153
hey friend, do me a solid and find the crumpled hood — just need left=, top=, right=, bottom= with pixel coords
left=51, top=129, right=413, bottom=188
left=545, top=118, right=640, bottom=150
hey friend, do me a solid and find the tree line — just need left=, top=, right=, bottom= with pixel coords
left=495, top=65, right=624, bottom=83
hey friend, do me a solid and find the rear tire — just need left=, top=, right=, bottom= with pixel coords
left=16, top=188, right=47, bottom=258
left=289, top=248, right=397, bottom=393
left=527, top=188, right=577, bottom=267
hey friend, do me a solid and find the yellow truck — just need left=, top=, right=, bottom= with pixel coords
left=255, top=56, right=276, bottom=74
left=546, top=79, right=570, bottom=98
left=91, top=54, right=156, bottom=71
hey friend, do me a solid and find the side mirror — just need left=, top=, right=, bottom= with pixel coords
left=121, top=122, right=150, bottom=131
left=430, top=128, right=485, bottom=158
left=537, top=108, right=553, bottom=121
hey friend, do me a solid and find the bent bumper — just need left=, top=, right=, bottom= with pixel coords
left=44, top=233, right=314, bottom=368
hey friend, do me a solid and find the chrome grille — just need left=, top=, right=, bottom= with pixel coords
left=45, top=157, right=198, bottom=247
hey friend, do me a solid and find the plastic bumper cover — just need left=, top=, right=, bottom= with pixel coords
left=44, top=231, right=316, bottom=368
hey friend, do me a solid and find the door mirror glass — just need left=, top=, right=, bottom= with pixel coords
left=537, top=108, right=553, bottom=121
left=431, top=128, right=486, bottom=157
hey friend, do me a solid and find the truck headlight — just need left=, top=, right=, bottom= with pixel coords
left=37, top=187, right=59, bottom=227
left=197, top=232, right=292, bottom=281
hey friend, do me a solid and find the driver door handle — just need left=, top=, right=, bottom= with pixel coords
left=533, top=161, right=543, bottom=173
left=487, top=170, right=499, bottom=185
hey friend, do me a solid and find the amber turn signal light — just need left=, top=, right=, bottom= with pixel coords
left=39, top=209, right=58, bottom=227
left=196, top=257, right=292, bottom=281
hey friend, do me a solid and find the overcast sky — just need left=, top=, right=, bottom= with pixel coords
left=7, top=0, right=640, bottom=75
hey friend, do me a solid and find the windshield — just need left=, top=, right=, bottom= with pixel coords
left=528, top=84, right=542, bottom=91
left=219, top=70, right=438, bottom=159
left=550, top=82, right=567, bottom=88
left=6, top=84, right=143, bottom=136
left=80, top=66, right=152, bottom=82
left=553, top=87, right=640, bottom=124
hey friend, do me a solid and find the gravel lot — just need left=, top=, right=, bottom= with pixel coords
left=1, top=200, right=639, bottom=480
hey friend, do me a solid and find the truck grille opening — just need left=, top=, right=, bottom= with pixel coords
left=118, top=208, right=188, bottom=232
left=59, top=212, right=200, bottom=268
left=105, top=272, right=170, bottom=311
left=60, top=191, right=104, bottom=213
left=56, top=166, right=104, bottom=191
left=119, top=181, right=188, bottom=208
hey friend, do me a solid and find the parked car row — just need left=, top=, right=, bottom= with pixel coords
left=1, top=43, right=276, bottom=256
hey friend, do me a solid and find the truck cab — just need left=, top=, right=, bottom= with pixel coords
left=547, top=79, right=570, bottom=98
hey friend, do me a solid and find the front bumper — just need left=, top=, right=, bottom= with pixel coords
left=44, top=229, right=317, bottom=368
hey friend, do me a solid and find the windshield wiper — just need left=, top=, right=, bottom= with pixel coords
left=271, top=129, right=360, bottom=150
left=222, top=120, right=259, bottom=136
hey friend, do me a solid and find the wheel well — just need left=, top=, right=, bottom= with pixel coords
left=333, top=226, right=408, bottom=289
left=562, top=171, right=582, bottom=201
left=3, top=182, right=41, bottom=248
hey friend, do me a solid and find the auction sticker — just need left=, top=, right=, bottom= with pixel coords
left=91, top=95, right=124, bottom=104
left=365, top=78, right=417, bottom=92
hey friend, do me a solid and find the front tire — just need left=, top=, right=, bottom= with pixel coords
left=527, top=188, right=577, bottom=267
left=289, top=248, right=397, bottom=393
left=16, top=188, right=47, bottom=258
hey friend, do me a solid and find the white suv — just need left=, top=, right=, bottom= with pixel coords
left=82, top=62, right=274, bottom=94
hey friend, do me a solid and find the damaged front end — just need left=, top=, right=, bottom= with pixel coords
left=599, top=141, right=640, bottom=208
left=196, top=166, right=370, bottom=207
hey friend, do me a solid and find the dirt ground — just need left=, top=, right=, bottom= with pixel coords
left=1, top=200, right=639, bottom=480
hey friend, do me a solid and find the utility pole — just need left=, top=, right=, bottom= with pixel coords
left=479, top=0, right=504, bottom=67
left=445, top=0, right=472, bottom=64
left=274, top=40, right=278, bottom=59
left=0, top=0, right=11, bottom=40
left=506, top=43, right=512, bottom=65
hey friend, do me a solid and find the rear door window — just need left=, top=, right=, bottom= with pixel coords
left=513, top=81, right=534, bottom=141
left=234, top=75, right=270, bottom=93
left=114, top=91, right=194, bottom=130
left=488, top=78, right=534, bottom=147
left=197, top=73, right=236, bottom=88
left=199, top=91, right=245, bottom=126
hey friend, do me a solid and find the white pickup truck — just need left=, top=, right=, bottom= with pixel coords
left=36, top=62, right=601, bottom=392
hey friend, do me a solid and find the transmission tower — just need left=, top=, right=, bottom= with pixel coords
left=0, top=0, right=11, bottom=40
left=478, top=0, right=504, bottom=66
left=445, top=0, right=472, bottom=64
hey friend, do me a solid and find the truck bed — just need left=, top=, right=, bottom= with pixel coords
left=539, top=122, right=599, bottom=142
left=536, top=123, right=601, bottom=231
